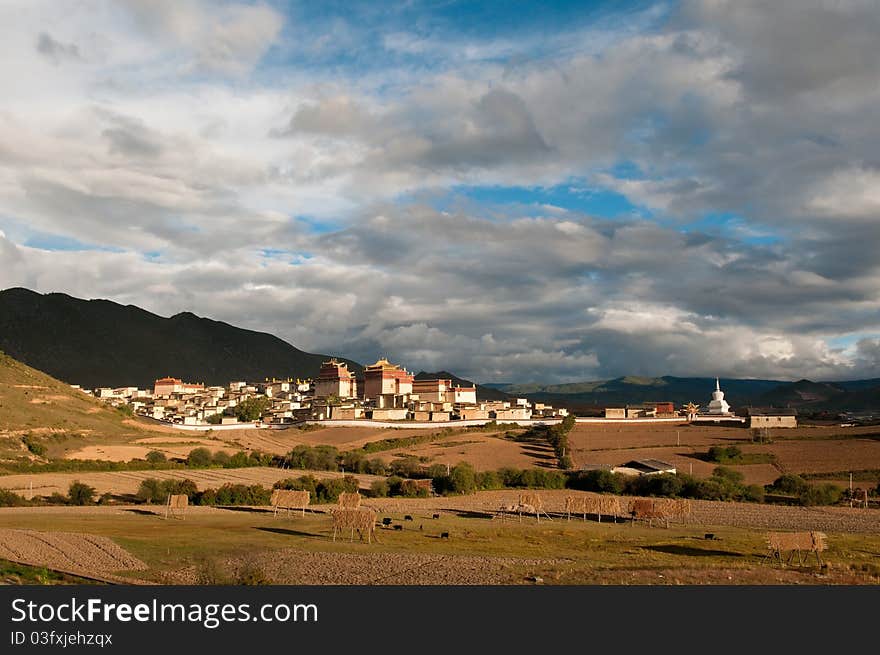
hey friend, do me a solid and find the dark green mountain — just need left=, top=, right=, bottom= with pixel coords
left=414, top=370, right=509, bottom=401
left=0, top=288, right=361, bottom=388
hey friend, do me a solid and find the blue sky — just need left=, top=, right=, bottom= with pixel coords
left=1, top=0, right=879, bottom=383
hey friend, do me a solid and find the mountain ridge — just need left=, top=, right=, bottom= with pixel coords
left=0, top=287, right=361, bottom=388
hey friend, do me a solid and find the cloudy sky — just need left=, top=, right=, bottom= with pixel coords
left=1, top=0, right=879, bottom=383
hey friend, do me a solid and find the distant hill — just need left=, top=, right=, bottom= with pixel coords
left=414, top=371, right=510, bottom=401
left=494, top=375, right=880, bottom=413
left=0, top=288, right=361, bottom=388
left=757, top=379, right=880, bottom=413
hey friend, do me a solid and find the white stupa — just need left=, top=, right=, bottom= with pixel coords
left=706, top=378, right=732, bottom=415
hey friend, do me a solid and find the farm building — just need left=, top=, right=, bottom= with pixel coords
left=747, top=408, right=797, bottom=428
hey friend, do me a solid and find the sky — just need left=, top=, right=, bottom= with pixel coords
left=1, top=0, right=880, bottom=384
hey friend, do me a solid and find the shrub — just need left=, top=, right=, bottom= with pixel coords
left=187, top=447, right=213, bottom=467
left=389, top=457, right=422, bottom=478
left=136, top=478, right=165, bottom=504
left=707, top=445, right=742, bottom=463
left=476, top=470, right=502, bottom=490
left=286, top=445, right=339, bottom=471
left=206, top=413, right=223, bottom=425
left=638, top=473, right=684, bottom=497
left=164, top=478, right=198, bottom=499
left=22, top=434, right=47, bottom=457
left=712, top=466, right=745, bottom=485
left=520, top=468, right=566, bottom=489
left=399, top=479, right=430, bottom=497
left=212, top=451, right=231, bottom=467
left=235, top=397, right=271, bottom=422
left=212, top=483, right=271, bottom=506
left=427, top=463, right=449, bottom=479
left=236, top=556, right=270, bottom=585
left=116, top=404, right=134, bottom=417
left=68, top=481, right=95, bottom=505
left=194, top=557, right=231, bottom=585
left=449, top=462, right=476, bottom=495
left=370, top=479, right=389, bottom=498
left=316, top=478, right=346, bottom=503
left=693, top=478, right=728, bottom=501
left=145, top=450, right=166, bottom=464
left=228, top=451, right=250, bottom=468
left=340, top=450, right=367, bottom=473
left=386, top=476, right=404, bottom=496
left=0, top=489, right=30, bottom=507
left=366, top=458, right=386, bottom=476
left=744, top=484, right=765, bottom=503
left=137, top=478, right=197, bottom=503
left=799, top=483, right=843, bottom=507
left=567, top=469, right=625, bottom=494
left=771, top=474, right=809, bottom=495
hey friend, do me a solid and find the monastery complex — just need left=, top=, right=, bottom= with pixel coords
left=88, top=361, right=795, bottom=430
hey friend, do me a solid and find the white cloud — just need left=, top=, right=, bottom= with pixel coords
left=806, top=167, right=880, bottom=220
left=1, top=1, right=879, bottom=382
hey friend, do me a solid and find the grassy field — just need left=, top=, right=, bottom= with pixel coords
left=0, top=558, right=101, bottom=585
left=1, top=504, right=878, bottom=585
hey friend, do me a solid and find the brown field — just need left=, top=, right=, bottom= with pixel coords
left=65, top=441, right=240, bottom=461
left=1, top=493, right=878, bottom=585
left=0, top=528, right=147, bottom=582
left=0, top=467, right=383, bottom=497
left=372, top=432, right=554, bottom=470
left=751, top=439, right=880, bottom=475
left=567, top=423, right=880, bottom=486
left=213, top=426, right=443, bottom=455
left=567, top=422, right=880, bottom=452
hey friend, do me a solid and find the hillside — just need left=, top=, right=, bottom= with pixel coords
left=497, top=375, right=880, bottom=413
left=0, top=351, right=148, bottom=442
left=0, top=288, right=361, bottom=388
left=414, top=371, right=510, bottom=401
left=779, top=377, right=880, bottom=412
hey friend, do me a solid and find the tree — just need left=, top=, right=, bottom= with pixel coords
left=136, top=478, right=164, bottom=503
left=235, top=397, right=271, bottom=422
left=145, top=450, right=166, bottom=464
left=68, top=480, right=95, bottom=505
left=771, top=474, right=808, bottom=495
left=712, top=466, right=745, bottom=485
left=370, top=479, right=389, bottom=498
left=449, top=462, right=476, bottom=495
left=187, top=447, right=213, bottom=467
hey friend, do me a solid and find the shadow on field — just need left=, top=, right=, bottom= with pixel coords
left=519, top=445, right=555, bottom=460
left=451, top=510, right=493, bottom=519
left=215, top=506, right=274, bottom=514
left=124, top=509, right=160, bottom=516
left=256, top=527, right=319, bottom=539
left=643, top=544, right=743, bottom=558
